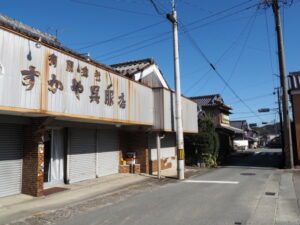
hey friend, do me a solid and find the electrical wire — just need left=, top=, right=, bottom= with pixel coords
left=69, top=0, right=156, bottom=16
left=180, top=22, right=263, bottom=122
left=228, top=93, right=274, bottom=105
left=231, top=112, right=276, bottom=120
left=75, top=20, right=165, bottom=50
left=179, top=0, right=213, bottom=14
left=264, top=10, right=276, bottom=74
left=99, top=4, right=259, bottom=62
left=221, top=10, right=258, bottom=93
left=95, top=31, right=169, bottom=61
left=148, top=0, right=165, bottom=15
left=89, top=1, right=258, bottom=61
left=185, top=0, right=255, bottom=28
left=99, top=35, right=170, bottom=62
left=184, top=10, right=259, bottom=95
left=264, top=9, right=279, bottom=109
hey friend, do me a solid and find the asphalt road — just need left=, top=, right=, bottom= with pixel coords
left=55, top=148, right=282, bottom=225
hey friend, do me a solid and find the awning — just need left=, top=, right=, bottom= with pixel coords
left=216, top=125, right=245, bottom=135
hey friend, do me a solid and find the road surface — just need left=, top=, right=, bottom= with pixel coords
left=54, top=148, right=282, bottom=225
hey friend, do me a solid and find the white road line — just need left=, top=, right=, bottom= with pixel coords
left=183, top=180, right=240, bottom=184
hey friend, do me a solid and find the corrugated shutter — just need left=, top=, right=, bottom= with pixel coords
left=68, top=128, right=96, bottom=183
left=97, top=130, right=119, bottom=177
left=0, top=124, right=23, bottom=197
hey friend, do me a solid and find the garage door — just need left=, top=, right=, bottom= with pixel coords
left=97, top=130, right=119, bottom=177
left=68, top=128, right=96, bottom=183
left=0, top=124, right=23, bottom=197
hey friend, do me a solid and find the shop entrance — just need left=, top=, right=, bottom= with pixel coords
left=44, top=129, right=65, bottom=187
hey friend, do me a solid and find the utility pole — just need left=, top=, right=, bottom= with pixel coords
left=271, top=0, right=294, bottom=168
left=275, top=87, right=285, bottom=161
left=167, top=0, right=185, bottom=180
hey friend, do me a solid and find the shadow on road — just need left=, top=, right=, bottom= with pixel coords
left=221, top=148, right=282, bottom=169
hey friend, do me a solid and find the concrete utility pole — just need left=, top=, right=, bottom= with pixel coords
left=271, top=0, right=294, bottom=168
left=275, top=87, right=285, bottom=161
left=167, top=0, right=185, bottom=180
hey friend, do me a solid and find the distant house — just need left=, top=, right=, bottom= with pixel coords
left=230, top=120, right=250, bottom=132
left=230, top=120, right=259, bottom=149
left=190, top=94, right=244, bottom=155
left=288, top=71, right=300, bottom=164
left=111, top=58, right=170, bottom=89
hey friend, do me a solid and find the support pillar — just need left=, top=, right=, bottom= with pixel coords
left=22, top=118, right=48, bottom=197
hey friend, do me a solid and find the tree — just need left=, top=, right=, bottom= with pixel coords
left=185, top=115, right=219, bottom=167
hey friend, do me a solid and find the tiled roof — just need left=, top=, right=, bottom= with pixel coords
left=288, top=71, right=300, bottom=90
left=217, top=125, right=245, bottom=134
left=190, top=94, right=224, bottom=107
left=110, top=58, right=155, bottom=77
left=0, top=14, right=57, bottom=44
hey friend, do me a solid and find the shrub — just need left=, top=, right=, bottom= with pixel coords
left=184, top=115, right=219, bottom=167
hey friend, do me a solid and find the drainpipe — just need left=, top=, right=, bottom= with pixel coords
left=156, top=132, right=165, bottom=179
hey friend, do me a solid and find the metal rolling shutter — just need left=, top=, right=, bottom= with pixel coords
left=0, top=124, right=23, bottom=197
left=97, top=130, right=119, bottom=177
left=69, top=128, right=96, bottom=183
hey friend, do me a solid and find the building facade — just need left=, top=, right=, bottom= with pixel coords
left=0, top=15, right=198, bottom=197
left=289, top=72, right=300, bottom=164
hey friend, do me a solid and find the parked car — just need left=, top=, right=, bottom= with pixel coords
left=266, top=136, right=282, bottom=148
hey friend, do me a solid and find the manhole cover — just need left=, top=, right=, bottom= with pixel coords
left=265, top=192, right=276, bottom=196
left=240, top=172, right=256, bottom=176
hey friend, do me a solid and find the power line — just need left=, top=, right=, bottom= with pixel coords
left=148, top=0, right=165, bottom=15
left=231, top=112, right=276, bottom=120
left=221, top=10, right=258, bottom=93
left=185, top=0, right=255, bottom=28
left=70, top=0, right=156, bottom=16
left=180, top=22, right=263, bottom=122
left=179, top=0, right=213, bottom=14
left=99, top=35, right=170, bottom=62
left=233, top=111, right=260, bottom=114
left=184, top=10, right=259, bottom=95
left=264, top=9, right=278, bottom=108
left=185, top=1, right=258, bottom=31
left=76, top=20, right=165, bottom=50
left=90, top=1, right=258, bottom=61
left=94, top=29, right=169, bottom=60
left=264, top=10, right=276, bottom=77
left=228, top=93, right=274, bottom=105
left=98, top=4, right=257, bottom=61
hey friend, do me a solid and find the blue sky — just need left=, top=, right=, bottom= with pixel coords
left=1, top=0, right=300, bottom=126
